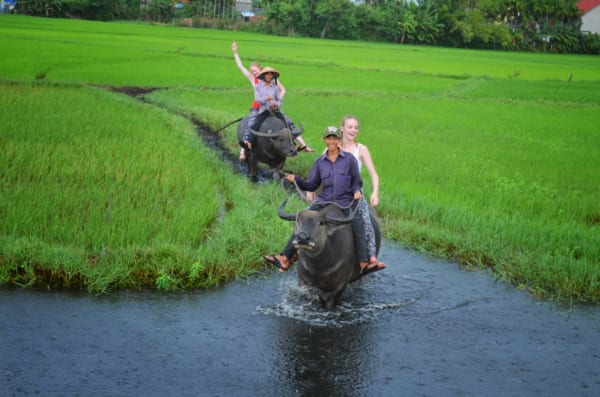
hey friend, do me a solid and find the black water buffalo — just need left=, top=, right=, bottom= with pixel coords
left=237, top=114, right=298, bottom=181
left=278, top=199, right=381, bottom=309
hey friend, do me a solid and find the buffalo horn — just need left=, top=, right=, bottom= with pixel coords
left=277, top=198, right=297, bottom=221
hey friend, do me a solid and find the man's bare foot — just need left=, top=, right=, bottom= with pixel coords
left=360, top=259, right=386, bottom=276
left=263, top=255, right=291, bottom=271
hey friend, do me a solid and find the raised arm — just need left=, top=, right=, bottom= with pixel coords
left=360, top=145, right=380, bottom=206
left=231, top=41, right=254, bottom=85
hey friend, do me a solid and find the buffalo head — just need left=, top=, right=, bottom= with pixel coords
left=237, top=114, right=299, bottom=181
left=276, top=198, right=381, bottom=309
left=249, top=128, right=297, bottom=158
left=278, top=199, right=354, bottom=252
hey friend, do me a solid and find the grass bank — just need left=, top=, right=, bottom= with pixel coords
left=0, top=15, right=599, bottom=302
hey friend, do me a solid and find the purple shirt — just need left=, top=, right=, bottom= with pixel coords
left=295, top=150, right=363, bottom=208
left=254, top=80, right=281, bottom=113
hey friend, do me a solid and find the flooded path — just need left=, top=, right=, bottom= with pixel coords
left=2, top=240, right=599, bottom=397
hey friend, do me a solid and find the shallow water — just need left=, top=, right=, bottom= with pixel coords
left=1, top=240, right=599, bottom=397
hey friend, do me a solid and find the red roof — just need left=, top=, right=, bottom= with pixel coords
left=577, top=0, right=600, bottom=13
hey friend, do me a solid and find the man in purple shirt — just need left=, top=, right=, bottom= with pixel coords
left=264, top=126, right=369, bottom=271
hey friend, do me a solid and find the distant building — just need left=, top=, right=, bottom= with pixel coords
left=235, top=0, right=255, bottom=21
left=578, top=0, right=600, bottom=33
left=235, top=0, right=252, bottom=13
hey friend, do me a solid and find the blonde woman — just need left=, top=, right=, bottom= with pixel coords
left=340, top=115, right=385, bottom=274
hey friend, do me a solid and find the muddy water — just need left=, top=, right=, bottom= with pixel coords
left=1, top=240, right=599, bottom=397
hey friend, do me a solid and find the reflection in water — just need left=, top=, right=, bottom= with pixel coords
left=256, top=277, right=385, bottom=397
left=254, top=263, right=435, bottom=396
left=275, top=314, right=374, bottom=397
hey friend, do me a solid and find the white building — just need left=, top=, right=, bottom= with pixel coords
left=578, top=0, right=600, bottom=34
left=235, top=0, right=253, bottom=13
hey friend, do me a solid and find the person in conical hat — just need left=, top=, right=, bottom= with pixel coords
left=231, top=43, right=313, bottom=158
left=231, top=42, right=274, bottom=160
left=257, top=66, right=280, bottom=79
left=242, top=66, right=282, bottom=148
left=243, top=67, right=313, bottom=152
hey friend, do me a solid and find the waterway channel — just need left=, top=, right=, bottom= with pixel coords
left=2, top=240, right=599, bottom=397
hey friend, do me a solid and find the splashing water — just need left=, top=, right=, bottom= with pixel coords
left=255, top=270, right=429, bottom=327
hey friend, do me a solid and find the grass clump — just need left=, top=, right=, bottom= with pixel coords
left=0, top=81, right=290, bottom=292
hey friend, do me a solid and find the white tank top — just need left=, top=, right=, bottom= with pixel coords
left=351, top=144, right=363, bottom=172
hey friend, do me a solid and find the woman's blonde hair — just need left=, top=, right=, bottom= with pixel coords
left=341, top=115, right=359, bottom=127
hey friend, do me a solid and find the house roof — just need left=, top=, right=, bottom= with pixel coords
left=577, top=0, right=600, bottom=13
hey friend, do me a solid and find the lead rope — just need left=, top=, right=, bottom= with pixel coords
left=278, top=173, right=359, bottom=217
left=279, top=172, right=311, bottom=204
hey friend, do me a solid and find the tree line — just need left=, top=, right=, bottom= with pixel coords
left=260, top=0, right=599, bottom=54
left=13, top=0, right=600, bottom=54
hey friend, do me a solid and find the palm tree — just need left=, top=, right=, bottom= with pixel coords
left=398, top=8, right=417, bottom=43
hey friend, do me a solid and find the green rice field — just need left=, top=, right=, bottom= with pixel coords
left=0, top=15, right=599, bottom=302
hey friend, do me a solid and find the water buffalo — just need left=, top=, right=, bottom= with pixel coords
left=237, top=114, right=298, bottom=181
left=278, top=198, right=381, bottom=309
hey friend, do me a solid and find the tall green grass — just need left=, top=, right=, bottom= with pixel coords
left=2, top=83, right=222, bottom=246
left=0, top=15, right=599, bottom=302
left=0, top=81, right=291, bottom=292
